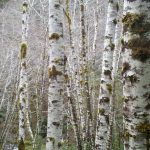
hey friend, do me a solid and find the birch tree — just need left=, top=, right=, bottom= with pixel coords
left=64, top=0, right=83, bottom=149
left=46, top=0, right=65, bottom=149
left=95, top=0, right=118, bottom=149
left=106, top=2, right=122, bottom=148
left=18, top=1, right=28, bottom=149
left=122, top=0, right=150, bottom=149
left=78, top=2, right=93, bottom=148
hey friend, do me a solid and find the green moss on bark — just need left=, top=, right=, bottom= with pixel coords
left=122, top=13, right=150, bottom=62
left=123, top=130, right=135, bottom=140
left=64, top=74, right=69, bottom=83
left=22, top=2, right=28, bottom=13
left=122, top=13, right=143, bottom=33
left=98, top=108, right=105, bottom=115
left=20, top=43, right=27, bottom=59
left=49, top=33, right=60, bottom=40
left=49, top=137, right=55, bottom=145
left=58, top=141, right=63, bottom=148
left=18, top=138, right=25, bottom=150
left=106, top=84, right=112, bottom=94
left=136, top=123, right=150, bottom=133
left=123, top=12, right=150, bottom=35
left=109, top=42, right=115, bottom=51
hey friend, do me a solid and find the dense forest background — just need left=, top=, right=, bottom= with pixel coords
left=0, top=0, right=149, bottom=150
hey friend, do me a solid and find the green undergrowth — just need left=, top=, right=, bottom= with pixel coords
left=25, top=144, right=46, bottom=150
left=62, top=145, right=76, bottom=150
left=25, top=143, right=76, bottom=150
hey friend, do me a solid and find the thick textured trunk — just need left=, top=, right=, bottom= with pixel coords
left=122, top=1, right=150, bottom=150
left=95, top=0, right=118, bottom=149
left=18, top=1, right=28, bottom=149
left=46, top=0, right=65, bottom=150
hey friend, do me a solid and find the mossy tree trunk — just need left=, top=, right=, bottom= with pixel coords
left=78, top=0, right=93, bottom=149
left=18, top=1, right=29, bottom=150
left=95, top=0, right=118, bottom=149
left=46, top=0, right=65, bottom=150
left=122, top=0, right=150, bottom=150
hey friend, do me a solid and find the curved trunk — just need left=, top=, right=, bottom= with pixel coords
left=122, top=1, right=150, bottom=150
left=46, top=0, right=65, bottom=150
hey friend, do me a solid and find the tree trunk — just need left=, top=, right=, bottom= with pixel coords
left=95, top=0, right=118, bottom=149
left=78, top=2, right=93, bottom=149
left=18, top=1, right=28, bottom=149
left=122, top=0, right=150, bottom=150
left=46, top=0, right=65, bottom=149
left=65, top=0, right=83, bottom=149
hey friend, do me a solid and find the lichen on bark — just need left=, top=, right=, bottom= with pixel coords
left=49, top=33, right=60, bottom=40
left=20, top=43, right=27, bottom=59
left=125, top=37, right=150, bottom=62
left=122, top=12, right=150, bottom=62
left=136, top=122, right=150, bottom=133
left=48, top=65, right=63, bottom=79
left=122, top=13, right=150, bottom=34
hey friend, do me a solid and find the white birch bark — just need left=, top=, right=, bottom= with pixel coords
left=77, top=2, right=93, bottom=148
left=46, top=0, right=65, bottom=149
left=64, top=1, right=83, bottom=149
left=18, top=1, right=28, bottom=149
left=67, top=85, right=83, bottom=150
left=92, top=0, right=99, bottom=67
left=26, top=83, right=33, bottom=140
left=106, top=10, right=122, bottom=148
left=122, top=0, right=150, bottom=150
left=95, top=0, right=118, bottom=149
